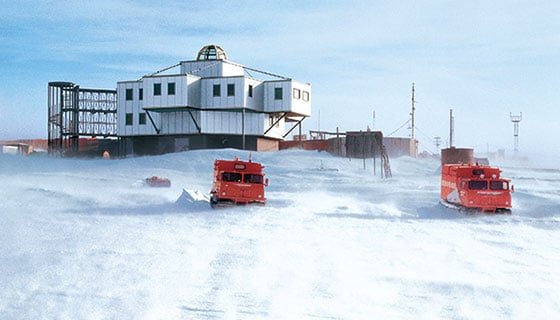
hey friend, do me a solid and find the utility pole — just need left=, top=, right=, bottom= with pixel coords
left=434, top=136, right=441, bottom=151
left=410, top=83, right=416, bottom=139
left=242, top=107, right=245, bottom=150
left=510, top=112, right=522, bottom=153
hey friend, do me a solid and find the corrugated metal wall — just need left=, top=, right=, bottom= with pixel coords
left=115, top=58, right=310, bottom=153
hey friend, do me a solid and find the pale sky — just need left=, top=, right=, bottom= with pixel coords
left=1, top=0, right=559, bottom=156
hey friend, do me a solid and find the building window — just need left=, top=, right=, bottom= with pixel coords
left=154, top=83, right=161, bottom=96
left=274, top=87, right=283, bottom=100
left=227, top=84, right=235, bottom=96
left=168, top=82, right=176, bottom=95
left=248, top=85, right=253, bottom=98
left=293, top=88, right=301, bottom=99
left=125, top=113, right=133, bottom=125
left=139, top=113, right=146, bottom=125
left=139, top=88, right=143, bottom=100
left=303, top=90, right=309, bottom=101
left=213, top=84, right=221, bottom=97
left=125, top=88, right=133, bottom=100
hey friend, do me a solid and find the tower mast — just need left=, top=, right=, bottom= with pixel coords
left=510, top=112, right=522, bottom=153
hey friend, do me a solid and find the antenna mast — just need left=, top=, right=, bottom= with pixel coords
left=449, top=109, right=454, bottom=148
left=318, top=109, right=321, bottom=132
left=410, top=83, right=416, bottom=139
left=510, top=112, right=522, bottom=153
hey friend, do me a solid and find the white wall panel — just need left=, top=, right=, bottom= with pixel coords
left=116, top=82, right=128, bottom=136
left=187, top=77, right=201, bottom=107
left=200, top=111, right=265, bottom=135
left=248, top=113, right=264, bottom=134
left=200, top=77, right=245, bottom=109
left=290, top=81, right=311, bottom=116
left=117, top=80, right=160, bottom=136
left=263, top=80, right=311, bottom=116
left=143, top=75, right=190, bottom=108
left=264, top=81, right=291, bottom=113
left=181, top=61, right=220, bottom=77
left=245, top=80, right=264, bottom=111
left=180, top=60, right=244, bottom=78
left=221, top=63, right=244, bottom=77
left=161, top=112, right=198, bottom=135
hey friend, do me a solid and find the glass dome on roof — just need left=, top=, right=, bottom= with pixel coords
left=196, top=44, right=227, bottom=61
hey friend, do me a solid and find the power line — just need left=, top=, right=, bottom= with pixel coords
left=413, top=125, right=438, bottom=154
left=387, top=119, right=411, bottom=137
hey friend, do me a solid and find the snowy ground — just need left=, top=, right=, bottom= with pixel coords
left=1, top=149, right=559, bottom=319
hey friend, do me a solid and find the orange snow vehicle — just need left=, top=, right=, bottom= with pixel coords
left=441, top=162, right=513, bottom=213
left=210, top=156, right=268, bottom=207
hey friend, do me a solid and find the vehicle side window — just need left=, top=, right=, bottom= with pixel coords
left=222, top=172, right=241, bottom=182
left=469, top=180, right=487, bottom=190
left=243, top=174, right=263, bottom=184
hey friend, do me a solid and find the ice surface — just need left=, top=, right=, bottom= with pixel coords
left=1, top=150, right=559, bottom=319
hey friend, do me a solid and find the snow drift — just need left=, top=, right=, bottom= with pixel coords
left=0, top=149, right=559, bottom=319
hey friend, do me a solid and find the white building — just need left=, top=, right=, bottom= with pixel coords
left=117, top=44, right=311, bottom=155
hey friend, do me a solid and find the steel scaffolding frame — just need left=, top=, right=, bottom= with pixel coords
left=78, top=89, right=118, bottom=136
left=48, top=82, right=117, bottom=155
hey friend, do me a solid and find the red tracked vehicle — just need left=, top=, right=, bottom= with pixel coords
left=210, top=156, right=268, bottom=207
left=441, top=163, right=513, bottom=213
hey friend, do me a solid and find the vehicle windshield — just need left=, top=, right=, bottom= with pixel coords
left=490, top=180, right=509, bottom=190
left=243, top=174, right=263, bottom=184
left=222, top=172, right=241, bottom=182
left=469, top=180, right=487, bottom=190
left=472, top=169, right=484, bottom=176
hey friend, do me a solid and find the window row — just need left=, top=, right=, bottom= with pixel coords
left=211, top=84, right=259, bottom=98
left=154, top=82, right=175, bottom=96
left=125, top=83, right=309, bottom=102
left=222, top=172, right=264, bottom=184
left=292, top=88, right=310, bottom=101
left=462, top=180, right=510, bottom=190
left=213, top=84, right=236, bottom=97
left=274, top=88, right=310, bottom=101
left=125, top=112, right=147, bottom=126
left=125, top=82, right=176, bottom=101
left=125, top=88, right=143, bottom=101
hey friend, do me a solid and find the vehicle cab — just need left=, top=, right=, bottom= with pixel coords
left=441, top=163, right=513, bottom=212
left=210, top=156, right=268, bottom=207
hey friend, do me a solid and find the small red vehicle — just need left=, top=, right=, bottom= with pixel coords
left=210, top=156, right=268, bottom=207
left=441, top=163, right=513, bottom=213
left=145, top=176, right=171, bottom=187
